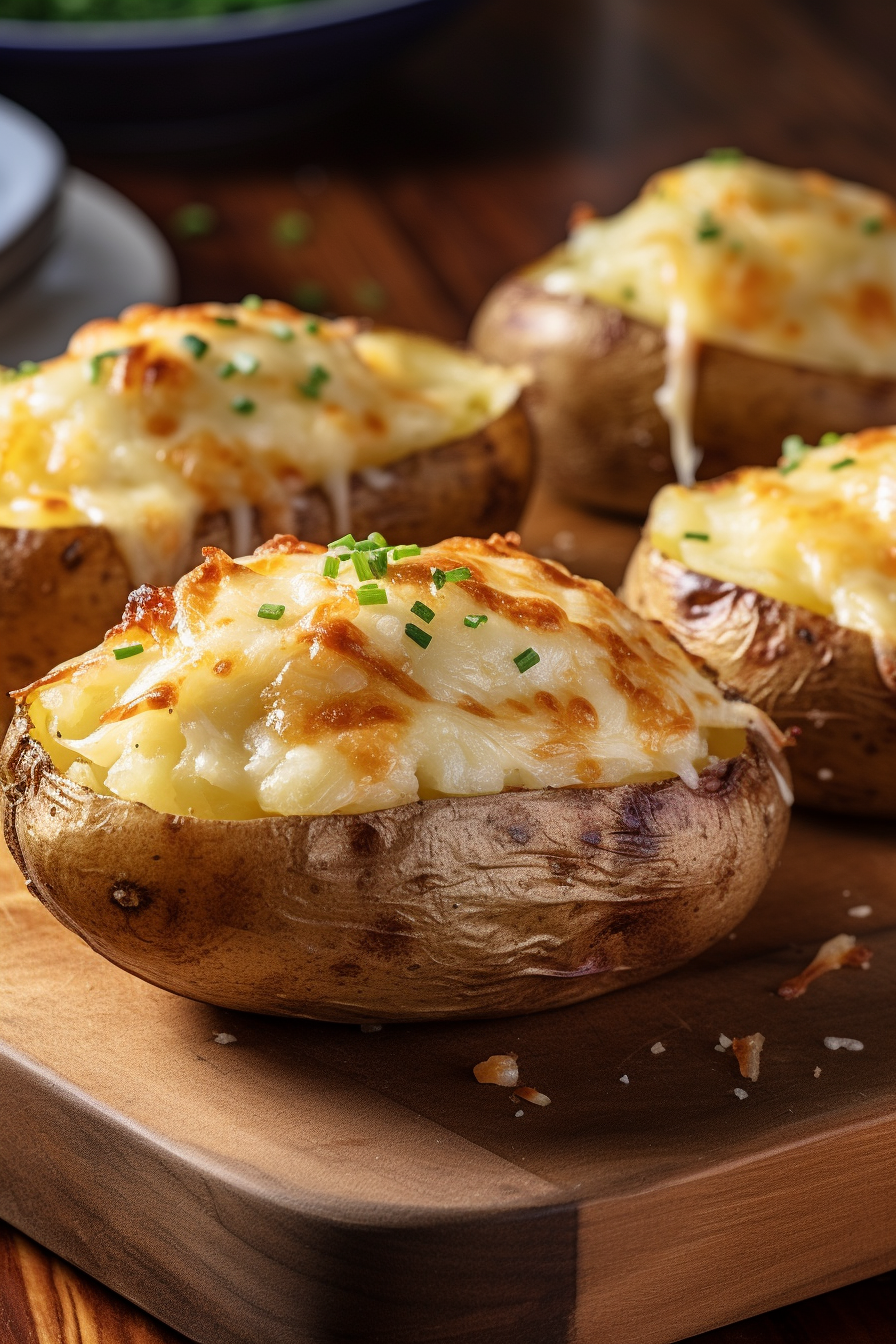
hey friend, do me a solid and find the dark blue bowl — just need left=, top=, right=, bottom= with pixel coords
left=0, top=0, right=471, bottom=150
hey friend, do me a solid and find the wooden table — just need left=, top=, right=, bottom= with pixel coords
left=2, top=1, right=896, bottom=1339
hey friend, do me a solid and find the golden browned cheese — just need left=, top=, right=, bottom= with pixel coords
left=18, top=533, right=775, bottom=820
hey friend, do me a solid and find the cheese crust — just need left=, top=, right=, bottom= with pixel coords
left=0, top=302, right=526, bottom=585
left=18, top=533, right=768, bottom=820
left=646, top=428, right=896, bottom=643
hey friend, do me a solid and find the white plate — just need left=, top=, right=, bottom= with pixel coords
left=0, top=168, right=178, bottom=368
left=0, top=93, right=65, bottom=294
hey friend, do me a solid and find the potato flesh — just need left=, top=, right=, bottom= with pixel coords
left=647, top=429, right=896, bottom=642
left=530, top=156, right=896, bottom=377
left=23, top=535, right=755, bottom=820
left=0, top=303, right=526, bottom=586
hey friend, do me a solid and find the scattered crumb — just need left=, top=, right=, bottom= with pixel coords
left=824, top=1036, right=864, bottom=1052
left=842, top=889, right=851, bottom=899
left=817, top=767, right=834, bottom=781
left=515, top=1109, right=525, bottom=1118
left=848, top=905, right=872, bottom=919
left=733, top=1088, right=749, bottom=1101
left=717, top=1033, right=732, bottom=1050
left=650, top=1041, right=665, bottom=1055
left=619, top=1074, right=630, bottom=1084
left=778, top=933, right=873, bottom=999
left=552, top=529, right=576, bottom=553
left=513, top=1087, right=551, bottom=1107
left=360, top=1023, right=383, bottom=1032
left=213, top=1033, right=237, bottom=1045
left=814, top=1066, right=822, bottom=1078
left=473, top=1054, right=519, bottom=1086
left=732, top=1032, right=765, bottom=1082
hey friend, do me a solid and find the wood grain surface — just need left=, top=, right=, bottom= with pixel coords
left=3, top=0, right=896, bottom=1340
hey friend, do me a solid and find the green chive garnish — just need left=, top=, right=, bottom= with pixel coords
left=862, top=217, right=883, bottom=234
left=231, top=396, right=256, bottom=415
left=621, top=284, right=636, bottom=301
left=705, top=147, right=743, bottom=162
left=352, top=551, right=374, bottom=581
left=215, top=316, right=238, bottom=327
left=405, top=624, right=432, bottom=649
left=431, top=568, right=446, bottom=590
left=242, top=294, right=263, bottom=310
left=232, top=352, right=259, bottom=375
left=358, top=587, right=387, bottom=606
left=298, top=364, right=330, bottom=399
left=169, top=203, right=217, bottom=239
left=273, top=209, right=312, bottom=246
left=445, top=566, right=471, bottom=583
left=218, top=362, right=236, bottom=379
left=323, top=555, right=340, bottom=578
left=270, top=321, right=294, bottom=342
left=257, top=603, right=285, bottom=620
left=780, top=461, right=801, bottom=475
left=683, top=532, right=710, bottom=541
left=353, top=278, right=387, bottom=312
left=306, top=319, right=320, bottom=335
left=87, top=349, right=125, bottom=383
left=368, top=531, right=387, bottom=547
left=464, top=614, right=488, bottom=628
left=369, top=550, right=389, bottom=578
left=411, top=601, right=434, bottom=624
left=391, top=545, right=420, bottom=560
left=293, top=280, right=328, bottom=313
left=354, top=539, right=378, bottom=551
left=697, top=211, right=723, bottom=242
left=819, top=431, right=842, bottom=445
left=181, top=334, right=208, bottom=360
left=114, top=643, right=144, bottom=660
left=830, top=457, right=856, bottom=471
left=513, top=648, right=540, bottom=674
left=329, top=533, right=356, bottom=550
left=16, top=360, right=41, bottom=376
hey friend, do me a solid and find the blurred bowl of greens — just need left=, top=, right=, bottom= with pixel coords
left=0, top=0, right=471, bottom=150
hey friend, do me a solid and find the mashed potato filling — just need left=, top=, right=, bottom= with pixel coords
left=0, top=302, right=525, bottom=586
left=21, top=533, right=763, bottom=820
left=647, top=429, right=896, bottom=643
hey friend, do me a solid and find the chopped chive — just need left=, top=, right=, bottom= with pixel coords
left=231, top=395, right=256, bottom=415
left=464, top=614, right=488, bottom=628
left=358, top=581, right=378, bottom=588
left=215, top=316, right=238, bottom=327
left=405, top=623, right=432, bottom=649
left=270, top=321, right=294, bottom=342
left=353, top=278, right=387, bottom=312
left=445, top=566, right=471, bottom=583
left=705, top=147, right=743, bottom=162
left=862, top=217, right=884, bottom=234
left=218, top=362, right=236, bottom=379
left=181, top=333, right=208, bottom=360
left=354, top=539, right=378, bottom=551
left=369, top=549, right=389, bottom=578
left=411, top=601, right=435, bottom=624
left=781, top=433, right=805, bottom=456
left=169, top=202, right=217, bottom=239
left=16, top=360, right=41, bottom=376
left=779, top=461, right=801, bottom=475
left=431, top=568, right=446, bottom=590
left=391, top=544, right=420, bottom=560
left=232, top=351, right=259, bottom=375
left=242, top=294, right=263, bottom=310
left=329, top=533, right=356, bottom=549
left=322, top=555, right=340, bottom=578
left=358, top=586, right=388, bottom=606
left=114, top=643, right=144, bottom=660
left=830, top=457, right=856, bottom=471
left=683, top=531, right=710, bottom=541
left=696, top=211, right=723, bottom=242
left=819, top=431, right=842, bottom=445
left=621, top=284, right=636, bottom=301
left=293, top=280, right=328, bottom=313
left=368, top=531, right=387, bottom=547
left=298, top=364, right=330, bottom=399
left=306, top=319, right=320, bottom=335
left=352, top=551, right=373, bottom=581
left=257, top=603, right=285, bottom=620
left=513, top=648, right=540, bottom=674
left=273, top=209, right=312, bottom=246
left=87, top=349, right=125, bottom=383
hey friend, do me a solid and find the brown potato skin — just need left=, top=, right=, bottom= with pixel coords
left=622, top=540, right=896, bottom=817
left=471, top=276, right=896, bottom=517
left=0, top=404, right=533, bottom=732
left=1, top=707, right=789, bottom=1022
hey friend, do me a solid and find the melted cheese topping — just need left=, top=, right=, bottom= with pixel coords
left=647, top=429, right=896, bottom=642
left=21, top=533, right=763, bottom=820
left=0, top=302, right=526, bottom=586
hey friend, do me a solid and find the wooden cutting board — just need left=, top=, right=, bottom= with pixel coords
left=1, top=496, right=894, bottom=1344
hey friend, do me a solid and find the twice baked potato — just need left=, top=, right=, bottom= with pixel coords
left=472, top=152, right=896, bottom=516
left=622, top=429, right=896, bottom=817
left=0, top=300, right=533, bottom=729
left=1, top=531, right=791, bottom=1022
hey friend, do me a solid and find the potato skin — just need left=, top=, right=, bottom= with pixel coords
left=2, top=708, right=789, bottom=1022
left=622, top=540, right=896, bottom=817
left=471, top=276, right=896, bottom=517
left=0, top=404, right=533, bottom=732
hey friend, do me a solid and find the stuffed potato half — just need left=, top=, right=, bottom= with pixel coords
left=2, top=532, right=790, bottom=1021
left=622, top=429, right=896, bottom=816
left=0, top=300, right=533, bottom=730
left=472, top=154, right=896, bottom=516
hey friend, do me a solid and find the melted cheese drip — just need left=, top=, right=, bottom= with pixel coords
left=0, top=302, right=526, bottom=586
left=654, top=297, right=701, bottom=486
left=22, top=534, right=765, bottom=820
left=647, top=428, right=896, bottom=642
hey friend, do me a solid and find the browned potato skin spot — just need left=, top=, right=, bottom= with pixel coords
left=622, top=539, right=896, bottom=818
left=0, top=403, right=533, bottom=733
left=0, top=708, right=789, bottom=1022
left=471, top=276, right=896, bottom=518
